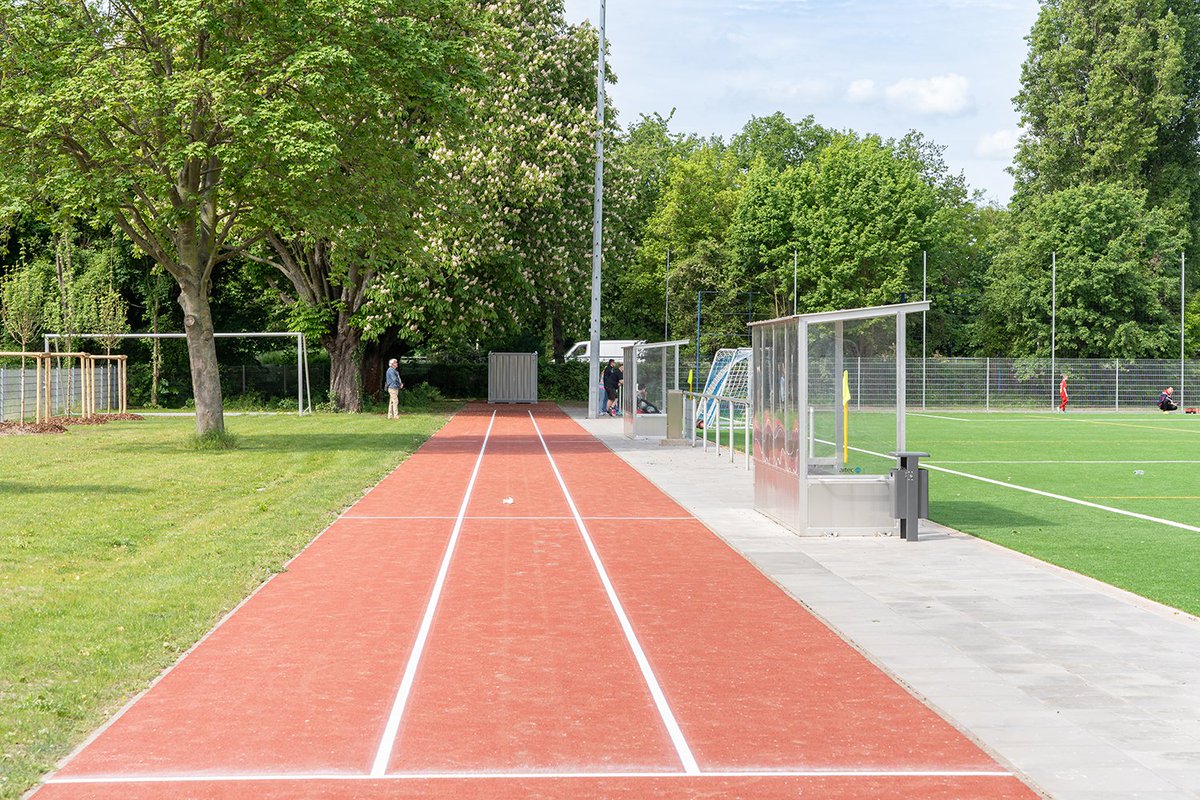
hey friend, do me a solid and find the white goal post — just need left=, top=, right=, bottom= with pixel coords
left=44, top=332, right=313, bottom=415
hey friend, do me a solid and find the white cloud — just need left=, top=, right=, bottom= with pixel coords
left=975, top=128, right=1021, bottom=159
left=846, top=79, right=878, bottom=103
left=883, top=73, right=973, bottom=116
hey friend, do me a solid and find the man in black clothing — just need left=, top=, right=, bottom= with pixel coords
left=602, top=359, right=623, bottom=416
left=1159, top=387, right=1179, bottom=412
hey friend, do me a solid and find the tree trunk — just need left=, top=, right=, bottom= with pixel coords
left=177, top=278, right=225, bottom=435
left=550, top=313, right=568, bottom=363
left=322, top=317, right=363, bottom=412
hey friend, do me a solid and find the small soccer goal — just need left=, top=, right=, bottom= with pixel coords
left=696, top=347, right=751, bottom=427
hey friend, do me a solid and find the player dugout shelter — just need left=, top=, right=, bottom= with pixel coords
left=750, top=301, right=929, bottom=537
left=622, top=339, right=689, bottom=438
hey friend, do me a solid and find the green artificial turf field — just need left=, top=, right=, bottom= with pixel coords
left=847, top=410, right=1200, bottom=616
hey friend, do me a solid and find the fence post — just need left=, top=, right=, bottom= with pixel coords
left=856, top=356, right=861, bottom=410
left=1, top=366, right=4, bottom=423
left=715, top=403, right=721, bottom=457
left=985, top=357, right=990, bottom=411
left=744, top=403, right=750, bottom=469
left=1115, top=359, right=1119, bottom=411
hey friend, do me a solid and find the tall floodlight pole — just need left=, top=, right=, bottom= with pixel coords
left=793, top=250, right=798, bottom=315
left=922, top=250, right=927, bottom=410
left=664, top=248, right=671, bottom=339
left=587, top=0, right=606, bottom=419
left=1051, top=251, right=1057, bottom=410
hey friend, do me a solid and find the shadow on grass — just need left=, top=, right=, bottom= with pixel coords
left=0, top=481, right=146, bottom=495
left=933, top=500, right=1052, bottom=529
left=108, top=432, right=438, bottom=456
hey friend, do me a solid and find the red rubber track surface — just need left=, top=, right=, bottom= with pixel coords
left=34, top=404, right=1039, bottom=800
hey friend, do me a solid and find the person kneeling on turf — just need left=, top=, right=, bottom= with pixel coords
left=1158, top=386, right=1179, bottom=412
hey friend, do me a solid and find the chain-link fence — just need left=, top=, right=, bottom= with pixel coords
left=849, top=357, right=1200, bottom=410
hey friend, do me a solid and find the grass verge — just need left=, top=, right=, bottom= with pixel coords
left=0, top=409, right=452, bottom=798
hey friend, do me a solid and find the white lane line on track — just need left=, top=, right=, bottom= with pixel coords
left=343, top=516, right=696, bottom=521
left=46, top=769, right=1013, bottom=784
left=369, top=410, right=497, bottom=777
left=824, top=439, right=1200, bottom=534
left=528, top=410, right=701, bottom=776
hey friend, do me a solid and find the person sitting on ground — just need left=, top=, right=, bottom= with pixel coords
left=1158, top=386, right=1179, bottom=412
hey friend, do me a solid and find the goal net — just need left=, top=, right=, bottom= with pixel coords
left=697, top=347, right=752, bottom=427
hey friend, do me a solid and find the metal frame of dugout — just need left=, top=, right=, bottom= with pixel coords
left=750, top=302, right=930, bottom=538
left=622, top=339, right=689, bottom=438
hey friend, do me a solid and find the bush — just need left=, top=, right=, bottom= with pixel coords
left=539, top=361, right=589, bottom=402
left=399, top=382, right=445, bottom=409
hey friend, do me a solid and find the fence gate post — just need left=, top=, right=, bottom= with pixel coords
left=985, top=357, right=990, bottom=411
left=1115, top=359, right=1119, bottom=411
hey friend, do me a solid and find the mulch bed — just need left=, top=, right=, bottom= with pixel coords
left=0, top=413, right=144, bottom=436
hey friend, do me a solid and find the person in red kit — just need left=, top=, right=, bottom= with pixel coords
left=1059, top=374, right=1069, bottom=412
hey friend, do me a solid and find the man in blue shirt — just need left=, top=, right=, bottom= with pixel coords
left=385, top=358, right=404, bottom=418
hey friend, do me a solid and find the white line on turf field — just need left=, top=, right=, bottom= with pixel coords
left=528, top=410, right=701, bottom=776
left=910, top=412, right=972, bottom=422
left=930, top=460, right=1200, bottom=465
left=830, top=439, right=1200, bottom=534
left=46, top=769, right=1013, bottom=784
left=370, top=410, right=497, bottom=778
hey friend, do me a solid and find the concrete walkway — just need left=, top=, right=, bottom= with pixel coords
left=568, top=407, right=1200, bottom=800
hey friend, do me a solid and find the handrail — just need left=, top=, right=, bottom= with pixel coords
left=681, top=390, right=751, bottom=469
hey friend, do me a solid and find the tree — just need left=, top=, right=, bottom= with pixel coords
left=1013, top=0, right=1200, bottom=242
left=359, top=0, right=605, bottom=363
left=981, top=182, right=1183, bottom=358
left=602, top=112, right=700, bottom=339
left=0, top=0, right=477, bottom=434
left=728, top=112, right=833, bottom=173
left=787, top=135, right=939, bottom=313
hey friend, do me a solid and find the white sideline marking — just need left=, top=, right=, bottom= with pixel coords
left=47, top=769, right=1013, bottom=785
left=832, top=439, right=1200, bottom=534
left=910, top=412, right=972, bottom=422
left=932, top=460, right=1200, bottom=465
left=369, top=411, right=497, bottom=777
left=527, top=411, right=701, bottom=775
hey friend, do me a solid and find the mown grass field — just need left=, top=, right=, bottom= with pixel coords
left=0, top=411, right=451, bottom=799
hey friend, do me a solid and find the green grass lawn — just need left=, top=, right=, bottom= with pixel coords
left=0, top=410, right=452, bottom=799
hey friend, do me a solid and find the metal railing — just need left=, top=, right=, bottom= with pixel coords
left=683, top=391, right=751, bottom=469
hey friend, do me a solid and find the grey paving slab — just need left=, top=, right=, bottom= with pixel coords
left=567, top=406, right=1200, bottom=800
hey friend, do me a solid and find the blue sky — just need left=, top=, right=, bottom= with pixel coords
left=561, top=0, right=1041, bottom=205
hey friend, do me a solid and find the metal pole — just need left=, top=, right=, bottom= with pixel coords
left=296, top=334, right=303, bottom=416
left=664, top=247, right=670, bottom=340
left=922, top=250, right=927, bottom=411
left=587, top=0, right=606, bottom=420
left=1182, top=252, right=1186, bottom=407
left=695, top=291, right=702, bottom=386
left=793, top=250, right=797, bottom=315
left=1051, top=251, right=1056, bottom=411
left=897, top=312, right=906, bottom=451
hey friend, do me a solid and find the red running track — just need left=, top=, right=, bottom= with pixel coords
left=33, top=404, right=1040, bottom=800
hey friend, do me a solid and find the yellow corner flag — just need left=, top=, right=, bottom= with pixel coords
left=842, top=370, right=851, bottom=462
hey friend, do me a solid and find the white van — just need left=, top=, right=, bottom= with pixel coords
left=563, top=339, right=644, bottom=363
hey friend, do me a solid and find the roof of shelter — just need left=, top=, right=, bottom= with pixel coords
left=748, top=301, right=931, bottom=328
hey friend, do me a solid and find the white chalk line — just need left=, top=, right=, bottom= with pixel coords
left=46, top=769, right=1013, bottom=784
left=910, top=412, right=972, bottom=422
left=829, top=439, right=1200, bottom=534
left=369, top=410, right=498, bottom=777
left=528, top=410, right=701, bottom=775
left=930, top=460, right=1200, bottom=465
